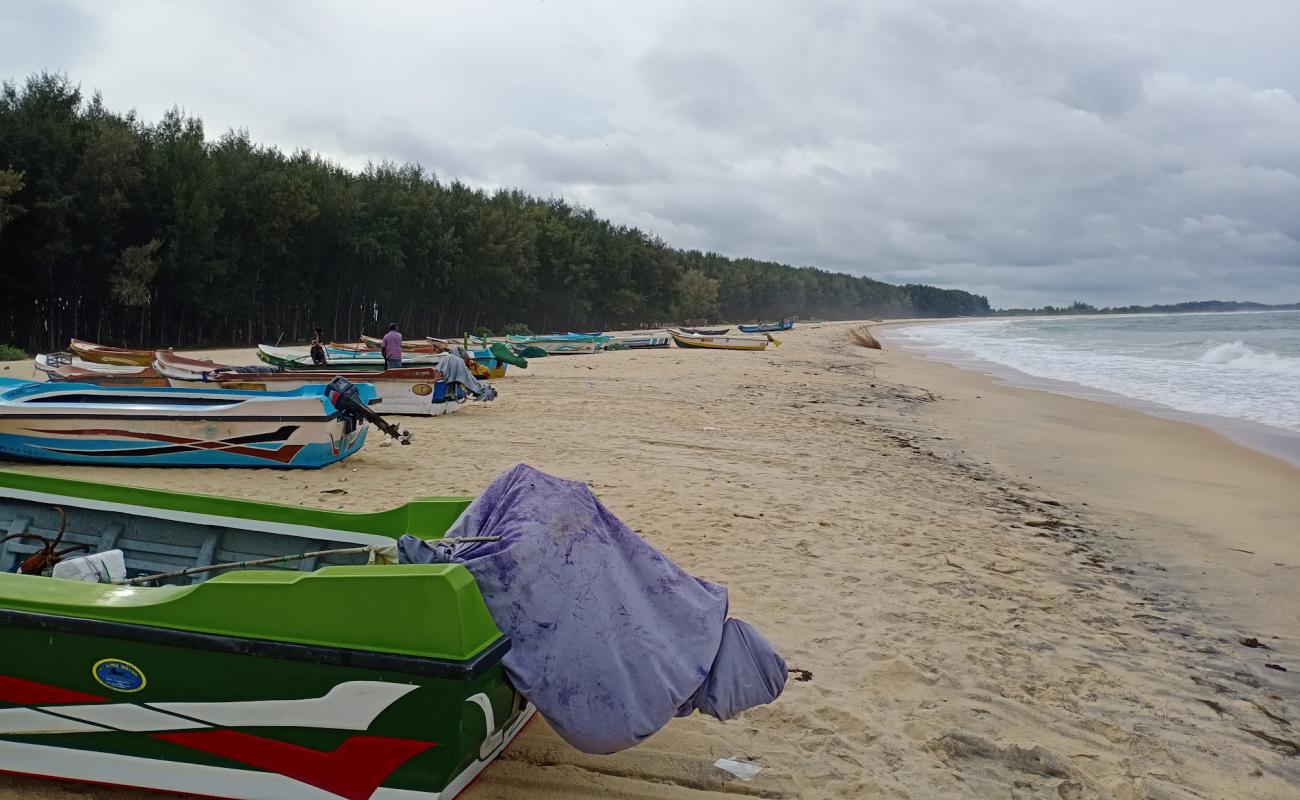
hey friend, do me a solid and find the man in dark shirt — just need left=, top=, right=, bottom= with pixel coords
left=310, top=328, right=328, bottom=366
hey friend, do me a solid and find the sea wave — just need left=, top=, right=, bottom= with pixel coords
left=1196, top=341, right=1300, bottom=377
left=889, top=319, right=1300, bottom=433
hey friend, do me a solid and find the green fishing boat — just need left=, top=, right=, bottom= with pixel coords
left=0, top=470, right=532, bottom=800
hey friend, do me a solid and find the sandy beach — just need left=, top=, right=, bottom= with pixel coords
left=1, top=321, right=1296, bottom=799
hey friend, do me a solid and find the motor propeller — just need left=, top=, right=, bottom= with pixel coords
left=326, top=376, right=413, bottom=445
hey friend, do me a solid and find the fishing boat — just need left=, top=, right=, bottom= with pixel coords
left=262, top=345, right=442, bottom=369
left=355, top=335, right=447, bottom=354
left=0, top=376, right=395, bottom=467
left=607, top=334, right=670, bottom=349
left=0, top=470, right=531, bottom=800
left=155, top=352, right=469, bottom=417
left=669, top=330, right=780, bottom=351
left=737, top=319, right=795, bottom=334
left=679, top=327, right=730, bottom=336
left=504, top=335, right=602, bottom=355
left=41, top=363, right=169, bottom=387
left=35, top=353, right=152, bottom=377
left=68, top=339, right=160, bottom=367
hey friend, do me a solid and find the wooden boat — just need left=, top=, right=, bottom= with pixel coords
left=737, top=319, right=795, bottom=334
left=669, top=330, right=780, bottom=351
left=35, top=353, right=150, bottom=376
left=608, top=334, right=670, bottom=349
left=68, top=339, right=160, bottom=367
left=155, top=352, right=468, bottom=417
left=42, top=364, right=169, bottom=387
left=358, top=335, right=447, bottom=354
left=679, top=327, right=730, bottom=336
left=0, top=377, right=382, bottom=467
left=0, top=470, right=531, bottom=800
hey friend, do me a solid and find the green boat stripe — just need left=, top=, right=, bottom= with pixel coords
left=0, top=609, right=510, bottom=681
left=0, top=487, right=400, bottom=545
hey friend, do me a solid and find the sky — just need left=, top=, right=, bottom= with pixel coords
left=3, top=0, right=1299, bottom=308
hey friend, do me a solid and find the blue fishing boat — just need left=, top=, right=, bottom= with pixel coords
left=737, top=319, right=795, bottom=333
left=608, top=334, right=671, bottom=349
left=0, top=377, right=406, bottom=468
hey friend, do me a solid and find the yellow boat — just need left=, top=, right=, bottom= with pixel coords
left=669, top=330, right=779, bottom=351
left=68, top=338, right=160, bottom=366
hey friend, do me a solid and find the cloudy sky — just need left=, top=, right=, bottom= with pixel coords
left=3, top=0, right=1300, bottom=307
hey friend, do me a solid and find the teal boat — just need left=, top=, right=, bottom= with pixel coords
left=737, top=319, right=795, bottom=334
left=504, top=335, right=604, bottom=355
left=0, top=470, right=531, bottom=800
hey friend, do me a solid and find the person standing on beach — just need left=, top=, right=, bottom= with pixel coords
left=381, top=322, right=403, bottom=369
left=309, top=328, right=328, bottom=366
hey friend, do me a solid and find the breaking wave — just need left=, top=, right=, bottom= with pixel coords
left=1196, top=341, right=1300, bottom=377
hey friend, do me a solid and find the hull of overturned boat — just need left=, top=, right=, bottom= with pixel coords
left=504, top=336, right=600, bottom=355
left=609, top=334, right=670, bottom=349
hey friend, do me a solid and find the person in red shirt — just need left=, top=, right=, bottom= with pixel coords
left=381, top=323, right=403, bottom=369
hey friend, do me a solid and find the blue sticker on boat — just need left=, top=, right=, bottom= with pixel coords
left=93, top=659, right=146, bottom=693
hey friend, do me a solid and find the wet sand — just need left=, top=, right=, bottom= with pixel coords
left=1, top=321, right=1296, bottom=798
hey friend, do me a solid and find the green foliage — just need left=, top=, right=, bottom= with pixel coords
left=0, top=343, right=25, bottom=361
left=502, top=322, right=533, bottom=336
left=0, top=72, right=991, bottom=352
left=999, top=300, right=1300, bottom=316
left=0, top=168, right=23, bottom=233
left=675, top=268, right=720, bottom=319
left=110, top=239, right=161, bottom=307
left=471, top=326, right=494, bottom=340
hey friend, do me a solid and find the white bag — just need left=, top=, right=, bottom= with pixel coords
left=51, top=550, right=126, bottom=583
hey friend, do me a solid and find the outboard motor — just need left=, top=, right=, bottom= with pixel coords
left=326, top=376, right=413, bottom=445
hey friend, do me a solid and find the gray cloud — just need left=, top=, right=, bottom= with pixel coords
left=2, top=0, right=1298, bottom=307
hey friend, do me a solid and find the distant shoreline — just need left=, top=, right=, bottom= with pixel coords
left=872, top=314, right=1300, bottom=468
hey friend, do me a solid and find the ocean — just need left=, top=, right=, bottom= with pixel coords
left=885, top=311, right=1300, bottom=465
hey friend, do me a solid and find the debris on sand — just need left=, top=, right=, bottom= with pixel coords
left=850, top=325, right=882, bottom=350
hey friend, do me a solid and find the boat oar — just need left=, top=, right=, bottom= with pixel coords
left=767, top=334, right=783, bottom=348
left=113, top=536, right=503, bottom=586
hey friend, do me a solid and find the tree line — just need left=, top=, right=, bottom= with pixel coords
left=997, top=300, right=1300, bottom=316
left=0, top=73, right=990, bottom=354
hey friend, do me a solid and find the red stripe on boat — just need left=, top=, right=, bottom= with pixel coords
left=25, top=429, right=305, bottom=464
left=0, top=675, right=104, bottom=705
left=153, top=730, right=436, bottom=800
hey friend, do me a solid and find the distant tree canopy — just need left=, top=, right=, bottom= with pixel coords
left=0, top=73, right=991, bottom=352
left=998, top=300, right=1300, bottom=316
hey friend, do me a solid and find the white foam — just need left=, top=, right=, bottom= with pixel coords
left=1196, top=341, right=1300, bottom=377
left=892, top=319, right=1300, bottom=433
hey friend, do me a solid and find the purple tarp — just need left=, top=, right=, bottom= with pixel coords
left=398, top=463, right=786, bottom=754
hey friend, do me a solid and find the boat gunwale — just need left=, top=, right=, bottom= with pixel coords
left=0, top=607, right=511, bottom=680
left=0, top=411, right=345, bottom=422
